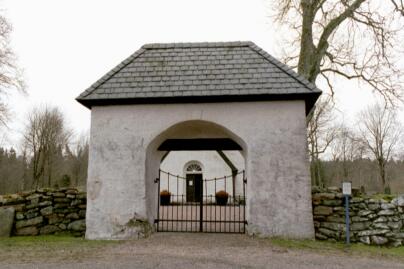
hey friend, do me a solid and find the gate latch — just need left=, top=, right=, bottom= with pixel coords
left=154, top=178, right=159, bottom=183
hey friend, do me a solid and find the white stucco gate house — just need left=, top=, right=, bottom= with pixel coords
left=76, top=41, right=321, bottom=240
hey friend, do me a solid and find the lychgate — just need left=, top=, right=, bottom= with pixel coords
left=76, top=41, right=321, bottom=240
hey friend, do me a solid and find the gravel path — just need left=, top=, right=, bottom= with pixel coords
left=1, top=233, right=403, bottom=269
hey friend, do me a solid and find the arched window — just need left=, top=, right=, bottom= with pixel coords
left=185, top=162, right=203, bottom=173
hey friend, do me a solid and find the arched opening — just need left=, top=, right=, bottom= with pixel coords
left=146, top=120, right=248, bottom=233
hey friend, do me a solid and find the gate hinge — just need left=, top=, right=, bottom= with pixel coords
left=154, top=219, right=159, bottom=224
left=154, top=178, right=159, bottom=183
left=243, top=178, right=247, bottom=183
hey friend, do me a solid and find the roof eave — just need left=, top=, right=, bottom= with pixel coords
left=76, top=92, right=321, bottom=115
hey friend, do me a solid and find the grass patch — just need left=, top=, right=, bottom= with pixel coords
left=0, top=234, right=118, bottom=248
left=270, top=238, right=404, bottom=261
left=0, top=234, right=122, bottom=262
left=3, top=234, right=404, bottom=264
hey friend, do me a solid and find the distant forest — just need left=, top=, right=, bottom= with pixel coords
left=322, top=159, right=404, bottom=194
left=0, top=144, right=88, bottom=195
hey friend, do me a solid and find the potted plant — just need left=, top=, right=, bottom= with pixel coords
left=215, top=190, right=229, bottom=205
left=160, top=190, right=171, bottom=205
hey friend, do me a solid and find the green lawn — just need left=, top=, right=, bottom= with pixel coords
left=0, top=234, right=121, bottom=263
left=0, top=234, right=118, bottom=248
left=1, top=234, right=404, bottom=263
left=270, top=237, right=404, bottom=261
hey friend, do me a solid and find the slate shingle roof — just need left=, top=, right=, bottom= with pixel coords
left=76, top=41, right=321, bottom=113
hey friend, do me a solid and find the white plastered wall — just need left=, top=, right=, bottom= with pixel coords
left=86, top=101, right=314, bottom=239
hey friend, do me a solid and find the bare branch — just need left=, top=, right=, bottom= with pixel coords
left=356, top=103, right=402, bottom=191
left=272, top=0, right=404, bottom=104
left=390, top=0, right=404, bottom=16
left=0, top=13, right=25, bottom=126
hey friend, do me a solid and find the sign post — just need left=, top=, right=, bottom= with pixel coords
left=342, top=181, right=352, bottom=245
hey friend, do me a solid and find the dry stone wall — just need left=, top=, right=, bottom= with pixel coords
left=313, top=187, right=404, bottom=246
left=2, top=187, right=404, bottom=247
left=0, top=188, right=86, bottom=236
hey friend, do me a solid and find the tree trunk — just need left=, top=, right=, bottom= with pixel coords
left=378, top=160, right=389, bottom=193
left=311, top=158, right=324, bottom=188
left=298, top=0, right=316, bottom=81
left=47, top=155, right=52, bottom=188
left=342, top=156, right=349, bottom=180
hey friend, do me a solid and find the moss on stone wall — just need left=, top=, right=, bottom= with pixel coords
left=0, top=188, right=86, bottom=237
left=313, top=187, right=404, bottom=247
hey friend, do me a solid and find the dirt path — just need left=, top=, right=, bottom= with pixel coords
left=1, top=233, right=403, bottom=269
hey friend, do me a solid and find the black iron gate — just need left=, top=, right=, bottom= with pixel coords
left=155, top=170, right=247, bottom=233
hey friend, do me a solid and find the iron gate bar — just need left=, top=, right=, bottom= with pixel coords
left=155, top=172, right=160, bottom=231
left=199, top=181, right=203, bottom=232
left=243, top=170, right=246, bottom=232
left=156, top=170, right=246, bottom=233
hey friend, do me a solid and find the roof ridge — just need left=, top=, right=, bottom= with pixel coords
left=246, top=43, right=320, bottom=93
left=77, top=47, right=147, bottom=99
left=142, top=41, right=253, bottom=49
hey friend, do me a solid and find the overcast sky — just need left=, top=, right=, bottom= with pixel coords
left=0, top=0, right=395, bottom=149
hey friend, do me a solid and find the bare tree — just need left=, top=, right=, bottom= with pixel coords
left=331, top=125, right=353, bottom=179
left=356, top=103, right=402, bottom=192
left=22, top=106, right=71, bottom=189
left=69, top=133, right=89, bottom=187
left=0, top=12, right=24, bottom=125
left=274, top=0, right=404, bottom=103
left=330, top=124, right=366, bottom=180
left=307, top=95, right=337, bottom=186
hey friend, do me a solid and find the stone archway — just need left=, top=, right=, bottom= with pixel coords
left=144, top=120, right=248, bottom=227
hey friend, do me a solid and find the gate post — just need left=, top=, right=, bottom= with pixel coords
left=199, top=179, right=203, bottom=232
left=155, top=169, right=161, bottom=231
left=243, top=170, right=247, bottom=232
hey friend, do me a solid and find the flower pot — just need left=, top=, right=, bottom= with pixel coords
left=215, top=191, right=229, bottom=205
left=160, top=195, right=170, bottom=205
left=160, top=190, right=171, bottom=205
left=216, top=196, right=228, bottom=205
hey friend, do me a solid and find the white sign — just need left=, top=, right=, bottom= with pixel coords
left=342, top=181, right=352, bottom=196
